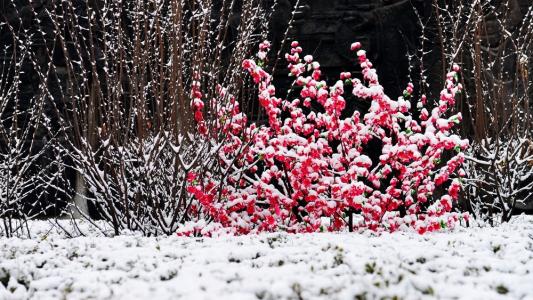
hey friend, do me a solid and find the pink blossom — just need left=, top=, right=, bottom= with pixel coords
left=350, top=42, right=362, bottom=51
left=182, top=40, right=468, bottom=236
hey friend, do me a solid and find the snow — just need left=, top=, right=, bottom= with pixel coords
left=1, top=217, right=533, bottom=300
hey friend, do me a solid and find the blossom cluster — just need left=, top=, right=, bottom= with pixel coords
left=179, top=41, right=469, bottom=236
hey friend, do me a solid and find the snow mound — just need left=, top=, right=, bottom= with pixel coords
left=1, top=216, right=532, bottom=299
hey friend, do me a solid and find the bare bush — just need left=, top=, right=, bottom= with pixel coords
left=465, top=138, right=533, bottom=224
left=2, top=0, right=272, bottom=236
left=0, top=19, right=68, bottom=237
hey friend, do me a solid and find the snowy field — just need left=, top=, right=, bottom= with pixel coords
left=1, top=217, right=532, bottom=300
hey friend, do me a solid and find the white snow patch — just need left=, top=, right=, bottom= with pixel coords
left=0, top=217, right=532, bottom=299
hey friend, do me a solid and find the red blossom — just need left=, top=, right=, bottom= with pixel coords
left=181, top=40, right=469, bottom=236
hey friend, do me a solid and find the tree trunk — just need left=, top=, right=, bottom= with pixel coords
left=70, top=172, right=89, bottom=218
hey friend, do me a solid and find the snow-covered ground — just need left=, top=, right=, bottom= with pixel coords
left=1, top=217, right=532, bottom=300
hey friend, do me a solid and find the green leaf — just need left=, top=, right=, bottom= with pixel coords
left=496, top=285, right=509, bottom=295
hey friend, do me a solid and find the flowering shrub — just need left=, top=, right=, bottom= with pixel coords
left=179, top=41, right=469, bottom=236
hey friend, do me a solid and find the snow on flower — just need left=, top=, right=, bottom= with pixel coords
left=183, top=40, right=469, bottom=236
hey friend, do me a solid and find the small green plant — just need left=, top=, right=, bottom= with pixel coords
left=365, top=262, right=377, bottom=274
left=496, top=285, right=509, bottom=295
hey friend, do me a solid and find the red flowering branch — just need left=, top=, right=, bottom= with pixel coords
left=179, top=40, right=470, bottom=236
